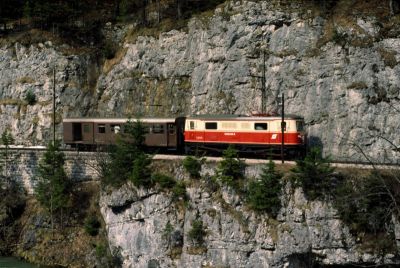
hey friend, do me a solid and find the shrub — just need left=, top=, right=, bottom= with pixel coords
left=95, top=243, right=107, bottom=257
left=162, top=221, right=174, bottom=245
left=152, top=173, right=176, bottom=189
left=35, top=140, right=71, bottom=229
left=291, top=147, right=334, bottom=200
left=188, top=219, right=206, bottom=246
left=104, top=41, right=117, bottom=59
left=130, top=152, right=152, bottom=188
left=25, top=90, right=37, bottom=105
left=216, top=145, right=245, bottom=188
left=84, top=215, right=101, bottom=236
left=172, top=181, right=187, bottom=201
left=332, top=28, right=348, bottom=46
left=101, top=119, right=148, bottom=187
left=334, top=172, right=394, bottom=235
left=247, top=160, right=282, bottom=217
left=183, top=156, right=203, bottom=179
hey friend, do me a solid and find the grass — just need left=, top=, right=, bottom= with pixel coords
left=273, top=49, right=298, bottom=58
left=378, top=47, right=398, bottom=68
left=0, top=99, right=24, bottom=106
left=347, top=81, right=368, bottom=90
left=186, top=245, right=207, bottom=255
left=103, top=47, right=128, bottom=74
left=17, top=77, right=35, bottom=84
left=125, top=18, right=188, bottom=44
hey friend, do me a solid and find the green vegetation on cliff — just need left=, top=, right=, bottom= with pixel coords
left=247, top=160, right=282, bottom=217
left=35, top=140, right=71, bottom=229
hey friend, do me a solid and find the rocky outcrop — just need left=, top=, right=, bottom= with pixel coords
left=1, top=1, right=399, bottom=160
left=94, top=1, right=400, bottom=163
left=0, top=42, right=101, bottom=144
left=100, top=161, right=399, bottom=268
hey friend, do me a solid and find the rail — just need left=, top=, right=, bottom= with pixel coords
left=0, top=146, right=398, bottom=170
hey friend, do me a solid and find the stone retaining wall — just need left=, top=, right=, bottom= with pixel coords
left=0, top=150, right=100, bottom=194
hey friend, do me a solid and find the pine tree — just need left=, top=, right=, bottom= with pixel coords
left=247, top=160, right=282, bottom=217
left=292, top=147, right=334, bottom=200
left=130, top=152, right=152, bottom=187
left=1, top=129, right=14, bottom=184
left=216, top=145, right=245, bottom=188
left=35, top=140, right=71, bottom=230
left=102, top=118, right=151, bottom=187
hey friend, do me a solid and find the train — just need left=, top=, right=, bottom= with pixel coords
left=63, top=114, right=307, bottom=157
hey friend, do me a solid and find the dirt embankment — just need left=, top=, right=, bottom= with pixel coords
left=0, top=182, right=115, bottom=268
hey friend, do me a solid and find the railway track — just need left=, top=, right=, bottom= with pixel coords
left=1, top=146, right=398, bottom=170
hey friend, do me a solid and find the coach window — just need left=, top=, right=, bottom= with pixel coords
left=152, top=124, right=164, bottom=134
left=111, top=124, right=120, bottom=134
left=189, top=121, right=195, bottom=130
left=98, top=124, right=106, bottom=134
left=205, top=122, right=218, bottom=130
left=254, top=123, right=268, bottom=130
left=83, top=124, right=90, bottom=133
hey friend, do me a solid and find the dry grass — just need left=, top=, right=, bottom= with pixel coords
left=347, top=81, right=368, bottom=90
left=0, top=99, right=24, bottom=106
left=273, top=49, right=298, bottom=58
left=16, top=76, right=35, bottom=84
left=37, top=100, right=52, bottom=106
left=15, top=182, right=106, bottom=267
left=186, top=245, right=207, bottom=255
left=314, top=0, right=393, bottom=48
left=168, top=246, right=183, bottom=259
left=125, top=18, right=188, bottom=44
left=378, top=47, right=398, bottom=68
left=102, top=47, right=128, bottom=74
left=0, top=28, right=63, bottom=48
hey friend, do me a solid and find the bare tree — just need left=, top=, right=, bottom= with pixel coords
left=1, top=129, right=14, bottom=186
left=389, top=0, right=400, bottom=15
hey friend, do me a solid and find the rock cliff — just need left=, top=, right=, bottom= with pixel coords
left=100, top=160, right=399, bottom=267
left=1, top=1, right=399, bottom=162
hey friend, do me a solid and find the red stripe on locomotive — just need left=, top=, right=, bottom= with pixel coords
left=184, top=131, right=303, bottom=145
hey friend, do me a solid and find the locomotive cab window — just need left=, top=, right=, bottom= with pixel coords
left=98, top=124, right=106, bottom=134
left=83, top=124, right=90, bottom=133
left=205, top=122, right=218, bottom=130
left=189, top=121, right=195, bottom=130
left=254, top=123, right=268, bottom=130
left=296, top=121, right=304, bottom=132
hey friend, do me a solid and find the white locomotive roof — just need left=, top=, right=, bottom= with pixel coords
left=187, top=114, right=303, bottom=121
left=63, top=118, right=176, bottom=123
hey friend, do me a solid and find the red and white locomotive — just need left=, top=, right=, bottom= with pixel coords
left=63, top=114, right=306, bottom=157
left=184, top=114, right=306, bottom=156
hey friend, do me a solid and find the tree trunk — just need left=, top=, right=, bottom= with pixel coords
left=142, top=0, right=147, bottom=25
left=390, top=0, right=394, bottom=15
left=157, top=0, right=161, bottom=24
left=176, top=0, right=181, bottom=20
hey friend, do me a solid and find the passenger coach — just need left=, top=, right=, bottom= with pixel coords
left=63, top=117, right=185, bottom=151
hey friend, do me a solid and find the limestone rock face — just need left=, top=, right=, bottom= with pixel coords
left=0, top=43, right=100, bottom=144
left=99, top=163, right=398, bottom=268
left=1, top=0, right=399, bottom=162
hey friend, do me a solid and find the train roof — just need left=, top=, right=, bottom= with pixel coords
left=187, top=114, right=304, bottom=120
left=63, top=118, right=176, bottom=123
